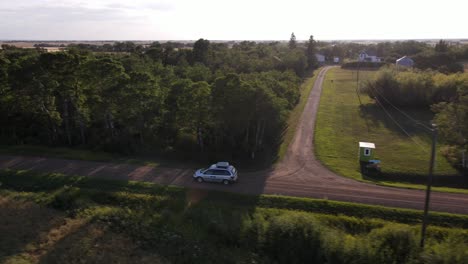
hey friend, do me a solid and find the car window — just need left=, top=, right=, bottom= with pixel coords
left=204, top=170, right=215, bottom=175
left=212, top=170, right=225, bottom=175
left=222, top=170, right=231, bottom=176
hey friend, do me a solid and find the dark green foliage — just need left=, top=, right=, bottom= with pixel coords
left=289, top=32, right=297, bottom=49
left=363, top=67, right=466, bottom=107
left=414, top=51, right=464, bottom=74
left=0, top=41, right=308, bottom=162
left=192, top=38, right=210, bottom=64
left=367, top=224, right=420, bottom=264
left=306, top=35, right=318, bottom=69
left=264, top=213, right=324, bottom=264
left=432, top=82, right=468, bottom=168
left=49, top=186, right=82, bottom=210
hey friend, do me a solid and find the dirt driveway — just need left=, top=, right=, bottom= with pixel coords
left=2, top=67, right=468, bottom=214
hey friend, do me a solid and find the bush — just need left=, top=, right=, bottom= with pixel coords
left=421, top=233, right=468, bottom=264
left=49, top=186, right=81, bottom=210
left=363, top=67, right=465, bottom=107
left=263, top=213, right=324, bottom=264
left=367, top=224, right=420, bottom=264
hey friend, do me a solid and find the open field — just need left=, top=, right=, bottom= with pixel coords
left=1, top=169, right=468, bottom=263
left=314, top=68, right=464, bottom=191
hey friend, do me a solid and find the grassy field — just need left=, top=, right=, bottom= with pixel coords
left=277, top=68, right=321, bottom=162
left=1, top=169, right=468, bottom=263
left=314, top=68, right=467, bottom=193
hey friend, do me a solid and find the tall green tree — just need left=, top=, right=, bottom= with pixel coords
left=306, top=35, right=318, bottom=69
left=289, top=32, right=297, bottom=49
left=177, top=81, right=212, bottom=151
left=435, top=39, right=449, bottom=53
left=433, top=77, right=468, bottom=163
left=193, top=38, right=210, bottom=65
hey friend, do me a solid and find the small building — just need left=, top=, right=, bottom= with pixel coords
left=333, top=57, right=340, bottom=63
left=315, top=53, right=326, bottom=63
left=396, top=56, right=414, bottom=68
left=358, top=51, right=381, bottom=62
left=359, top=142, right=375, bottom=162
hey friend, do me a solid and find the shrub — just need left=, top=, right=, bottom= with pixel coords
left=263, top=212, right=324, bottom=264
left=421, top=232, right=468, bottom=264
left=49, top=186, right=82, bottom=210
left=367, top=224, right=420, bottom=264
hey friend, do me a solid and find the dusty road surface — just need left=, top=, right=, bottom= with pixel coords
left=2, top=67, right=468, bottom=214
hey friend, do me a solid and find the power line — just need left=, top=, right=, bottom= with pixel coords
left=369, top=89, right=429, bottom=153
left=372, top=88, right=433, bottom=131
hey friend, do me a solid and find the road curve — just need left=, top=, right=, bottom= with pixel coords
left=2, top=66, right=468, bottom=214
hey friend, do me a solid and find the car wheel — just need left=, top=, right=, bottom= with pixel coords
left=196, top=177, right=204, bottom=183
left=222, top=179, right=229, bottom=185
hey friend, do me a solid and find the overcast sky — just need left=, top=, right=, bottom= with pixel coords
left=1, top=0, right=467, bottom=40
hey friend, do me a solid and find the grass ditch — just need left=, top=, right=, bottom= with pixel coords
left=1, top=169, right=468, bottom=263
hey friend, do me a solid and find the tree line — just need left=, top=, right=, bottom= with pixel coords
left=363, top=67, right=468, bottom=168
left=0, top=37, right=318, bottom=162
left=318, top=40, right=468, bottom=73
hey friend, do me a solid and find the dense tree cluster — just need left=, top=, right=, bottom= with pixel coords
left=0, top=39, right=314, bottom=162
left=363, top=67, right=466, bottom=107
left=363, top=67, right=468, bottom=167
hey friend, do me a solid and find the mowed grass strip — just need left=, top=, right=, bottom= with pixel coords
left=314, top=68, right=464, bottom=192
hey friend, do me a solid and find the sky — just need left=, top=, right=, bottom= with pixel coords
left=0, top=0, right=467, bottom=41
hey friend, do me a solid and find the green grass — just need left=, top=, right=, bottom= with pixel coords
left=314, top=68, right=467, bottom=193
left=1, top=169, right=468, bottom=263
left=277, top=68, right=322, bottom=162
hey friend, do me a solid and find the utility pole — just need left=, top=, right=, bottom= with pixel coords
left=420, top=124, right=437, bottom=248
left=462, top=149, right=466, bottom=175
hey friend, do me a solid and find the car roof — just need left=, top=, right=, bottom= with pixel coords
left=216, top=162, right=229, bottom=168
left=209, top=162, right=235, bottom=170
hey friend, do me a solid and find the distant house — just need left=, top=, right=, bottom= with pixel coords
left=396, top=56, right=414, bottom=68
left=333, top=57, right=340, bottom=63
left=358, top=51, right=381, bottom=62
left=315, top=53, right=326, bottom=63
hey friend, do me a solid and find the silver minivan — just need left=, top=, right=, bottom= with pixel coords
left=193, top=162, right=238, bottom=185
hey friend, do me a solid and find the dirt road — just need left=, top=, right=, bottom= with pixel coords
left=2, top=67, right=468, bottom=214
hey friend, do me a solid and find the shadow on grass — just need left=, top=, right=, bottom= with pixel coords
left=363, top=171, right=468, bottom=189
left=0, top=198, right=67, bottom=264
left=358, top=103, right=433, bottom=139
left=37, top=221, right=170, bottom=264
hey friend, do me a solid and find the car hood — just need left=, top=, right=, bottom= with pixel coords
left=194, top=169, right=203, bottom=176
